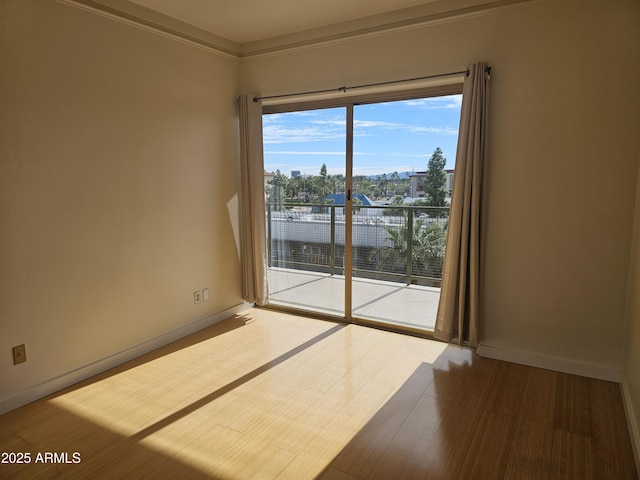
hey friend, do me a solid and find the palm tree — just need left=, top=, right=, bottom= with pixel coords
left=369, top=219, right=447, bottom=280
left=286, top=175, right=299, bottom=200
left=390, top=171, right=400, bottom=195
left=413, top=222, right=447, bottom=278
left=369, top=225, right=408, bottom=276
left=268, top=170, right=288, bottom=210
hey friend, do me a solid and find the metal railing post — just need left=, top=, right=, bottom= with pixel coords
left=330, top=206, right=336, bottom=275
left=406, top=207, right=413, bottom=285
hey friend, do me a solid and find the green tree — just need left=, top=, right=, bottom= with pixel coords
left=424, top=147, right=447, bottom=206
left=397, top=176, right=410, bottom=196
left=286, top=175, right=300, bottom=200
left=309, top=163, right=333, bottom=212
left=267, top=170, right=288, bottom=210
left=390, top=171, right=400, bottom=195
left=353, top=175, right=372, bottom=197
left=369, top=219, right=447, bottom=280
left=373, top=173, right=388, bottom=199
left=330, top=173, right=345, bottom=194
left=413, top=222, right=447, bottom=279
left=313, top=163, right=330, bottom=200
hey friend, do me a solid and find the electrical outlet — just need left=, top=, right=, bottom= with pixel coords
left=13, top=344, right=26, bottom=365
left=194, top=290, right=201, bottom=304
left=203, top=288, right=209, bottom=301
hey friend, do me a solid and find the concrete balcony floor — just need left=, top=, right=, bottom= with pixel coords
left=267, top=267, right=440, bottom=331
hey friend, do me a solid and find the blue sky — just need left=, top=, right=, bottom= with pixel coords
left=262, top=94, right=462, bottom=177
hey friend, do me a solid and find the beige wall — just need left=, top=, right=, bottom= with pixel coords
left=242, top=0, right=640, bottom=371
left=0, top=1, right=242, bottom=406
left=624, top=156, right=640, bottom=466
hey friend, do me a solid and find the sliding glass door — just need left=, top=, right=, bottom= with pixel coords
left=262, top=90, right=462, bottom=334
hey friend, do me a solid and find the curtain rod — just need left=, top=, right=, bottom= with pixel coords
left=253, top=68, right=476, bottom=103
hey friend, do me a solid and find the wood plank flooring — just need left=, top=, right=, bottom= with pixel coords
left=0, top=308, right=636, bottom=479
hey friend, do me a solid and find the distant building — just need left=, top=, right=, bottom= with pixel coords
left=409, top=171, right=427, bottom=197
left=409, top=169, right=455, bottom=198
left=264, top=170, right=275, bottom=190
left=445, top=169, right=455, bottom=192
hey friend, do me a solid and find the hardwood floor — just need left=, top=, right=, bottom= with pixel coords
left=0, top=308, right=636, bottom=479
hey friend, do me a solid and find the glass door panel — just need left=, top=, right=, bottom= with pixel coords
left=351, top=97, right=461, bottom=332
left=263, top=107, right=346, bottom=317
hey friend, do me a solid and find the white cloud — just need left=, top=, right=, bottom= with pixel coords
left=310, top=119, right=346, bottom=126
left=409, top=126, right=458, bottom=135
left=354, top=120, right=401, bottom=129
left=265, top=150, right=346, bottom=155
left=355, top=119, right=457, bottom=135
left=263, top=124, right=345, bottom=144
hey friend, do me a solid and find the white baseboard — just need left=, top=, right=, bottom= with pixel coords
left=477, top=343, right=622, bottom=383
left=621, top=376, right=640, bottom=477
left=0, top=302, right=252, bottom=415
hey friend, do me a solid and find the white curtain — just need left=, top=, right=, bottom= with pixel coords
left=434, top=62, right=491, bottom=347
left=239, top=94, right=267, bottom=305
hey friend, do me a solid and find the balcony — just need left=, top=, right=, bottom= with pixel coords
left=266, top=203, right=449, bottom=332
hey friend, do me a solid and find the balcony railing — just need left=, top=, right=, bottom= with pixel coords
left=267, top=202, right=449, bottom=287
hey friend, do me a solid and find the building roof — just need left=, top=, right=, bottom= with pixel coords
left=323, top=193, right=376, bottom=206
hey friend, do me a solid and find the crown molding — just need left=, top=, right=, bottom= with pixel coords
left=238, top=0, right=539, bottom=58
left=58, top=0, right=539, bottom=59
left=58, top=0, right=241, bottom=58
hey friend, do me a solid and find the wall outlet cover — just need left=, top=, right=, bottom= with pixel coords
left=13, top=344, right=27, bottom=365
